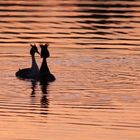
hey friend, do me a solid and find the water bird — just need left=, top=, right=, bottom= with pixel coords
left=39, top=43, right=55, bottom=83
left=16, top=44, right=40, bottom=80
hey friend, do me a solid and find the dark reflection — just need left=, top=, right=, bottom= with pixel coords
left=30, top=80, right=37, bottom=97
left=0, top=3, right=43, bottom=7
left=40, top=82, right=49, bottom=109
left=30, top=79, right=49, bottom=110
left=75, top=0, right=135, bottom=30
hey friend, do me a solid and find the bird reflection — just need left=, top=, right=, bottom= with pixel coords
left=40, top=82, right=49, bottom=108
left=30, top=80, right=37, bottom=97
left=30, top=79, right=49, bottom=109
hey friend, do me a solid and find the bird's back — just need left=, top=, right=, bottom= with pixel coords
left=16, top=68, right=39, bottom=79
left=16, top=68, right=31, bottom=79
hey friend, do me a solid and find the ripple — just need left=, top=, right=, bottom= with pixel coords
left=0, top=0, right=139, bottom=49
left=0, top=0, right=140, bottom=140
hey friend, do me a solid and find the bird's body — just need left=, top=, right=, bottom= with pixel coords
left=39, top=57, right=55, bottom=82
left=16, top=44, right=39, bottom=80
left=39, top=43, right=55, bottom=83
left=15, top=43, right=55, bottom=82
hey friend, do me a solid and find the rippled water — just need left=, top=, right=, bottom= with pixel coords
left=0, top=0, right=140, bottom=140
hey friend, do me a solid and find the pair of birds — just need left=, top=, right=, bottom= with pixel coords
left=16, top=43, right=55, bottom=82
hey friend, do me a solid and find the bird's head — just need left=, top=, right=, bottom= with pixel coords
left=30, top=43, right=40, bottom=56
left=40, top=43, right=50, bottom=58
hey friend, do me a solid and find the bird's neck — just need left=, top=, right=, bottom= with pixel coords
left=31, top=55, right=39, bottom=71
left=40, top=58, right=50, bottom=73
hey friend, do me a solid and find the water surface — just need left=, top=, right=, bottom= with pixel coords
left=0, top=0, right=140, bottom=140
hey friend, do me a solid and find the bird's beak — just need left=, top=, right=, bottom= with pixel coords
left=36, top=50, right=40, bottom=55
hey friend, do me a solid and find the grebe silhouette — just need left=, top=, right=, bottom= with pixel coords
left=39, top=43, right=55, bottom=83
left=16, top=44, right=40, bottom=80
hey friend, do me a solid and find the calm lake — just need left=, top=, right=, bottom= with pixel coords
left=0, top=0, right=140, bottom=140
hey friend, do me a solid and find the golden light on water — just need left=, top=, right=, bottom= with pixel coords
left=0, top=0, right=140, bottom=140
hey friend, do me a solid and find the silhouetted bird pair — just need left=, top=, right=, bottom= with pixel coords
left=16, top=43, right=55, bottom=82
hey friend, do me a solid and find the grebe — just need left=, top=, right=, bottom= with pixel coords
left=39, top=43, right=55, bottom=82
left=16, top=44, right=40, bottom=80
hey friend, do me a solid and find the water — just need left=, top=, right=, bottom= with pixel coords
left=0, top=0, right=140, bottom=140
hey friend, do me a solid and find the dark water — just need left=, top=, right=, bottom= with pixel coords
left=0, top=0, right=140, bottom=48
left=0, top=0, right=140, bottom=140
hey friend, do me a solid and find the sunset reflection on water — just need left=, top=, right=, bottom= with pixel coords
left=0, top=0, right=140, bottom=140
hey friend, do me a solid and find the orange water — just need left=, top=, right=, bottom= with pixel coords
left=0, top=0, right=140, bottom=140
